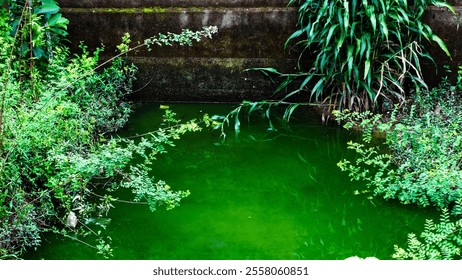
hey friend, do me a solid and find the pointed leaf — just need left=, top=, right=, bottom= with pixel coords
left=47, top=13, right=62, bottom=26
left=378, top=14, right=388, bottom=40
left=311, top=78, right=325, bottom=99
left=432, top=34, right=451, bottom=57
left=35, top=3, right=60, bottom=15
left=433, top=2, right=455, bottom=14
left=326, top=24, right=338, bottom=45
left=370, top=12, right=377, bottom=33
left=265, top=107, right=276, bottom=131
left=285, top=29, right=304, bottom=48
left=283, top=103, right=300, bottom=122
left=364, top=59, right=371, bottom=80
left=274, top=77, right=293, bottom=94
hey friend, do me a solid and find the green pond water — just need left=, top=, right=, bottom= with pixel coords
left=26, top=103, right=436, bottom=260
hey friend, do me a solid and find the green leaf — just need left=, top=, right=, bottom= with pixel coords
left=326, top=24, right=338, bottom=46
left=283, top=103, right=300, bottom=122
left=251, top=67, right=283, bottom=75
left=299, top=74, right=314, bottom=91
left=370, top=12, right=377, bottom=33
left=47, top=13, right=62, bottom=27
left=285, top=29, right=304, bottom=48
left=41, top=0, right=59, bottom=4
left=432, top=34, right=451, bottom=57
left=33, top=47, right=46, bottom=59
left=343, top=0, right=349, bottom=31
left=50, top=27, right=68, bottom=36
left=336, top=33, right=345, bottom=51
left=265, top=107, right=276, bottom=131
left=311, top=78, right=325, bottom=99
left=351, top=0, right=357, bottom=16
left=248, top=67, right=283, bottom=83
left=378, top=14, right=388, bottom=40
left=346, top=45, right=354, bottom=75
left=433, top=2, right=455, bottom=14
left=396, top=7, right=410, bottom=23
left=364, top=59, right=371, bottom=80
left=234, top=115, right=240, bottom=134
left=35, top=3, right=60, bottom=15
left=274, top=77, right=293, bottom=94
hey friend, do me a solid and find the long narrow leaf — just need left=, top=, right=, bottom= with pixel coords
left=364, top=59, right=371, bottom=80
left=311, top=78, right=325, bottom=100
left=283, top=103, right=300, bottom=122
left=433, top=1, right=455, bottom=14
left=285, top=29, right=304, bottom=48
left=432, top=34, right=451, bottom=57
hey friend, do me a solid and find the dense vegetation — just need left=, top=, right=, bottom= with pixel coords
left=2, top=0, right=460, bottom=260
left=336, top=73, right=462, bottom=259
left=247, top=0, right=462, bottom=259
left=254, top=0, right=453, bottom=114
left=288, top=0, right=462, bottom=260
left=0, top=0, right=217, bottom=259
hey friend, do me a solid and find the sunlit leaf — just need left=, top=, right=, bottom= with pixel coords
left=35, top=3, right=60, bottom=15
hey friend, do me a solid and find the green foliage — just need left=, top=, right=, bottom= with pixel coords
left=393, top=208, right=462, bottom=260
left=335, top=76, right=462, bottom=210
left=0, top=3, right=217, bottom=259
left=336, top=73, right=462, bottom=259
left=8, top=0, right=68, bottom=61
left=257, top=0, right=452, bottom=112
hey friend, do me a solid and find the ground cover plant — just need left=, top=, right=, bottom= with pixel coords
left=335, top=72, right=462, bottom=259
left=0, top=0, right=217, bottom=259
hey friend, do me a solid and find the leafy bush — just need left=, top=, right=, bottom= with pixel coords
left=336, top=79, right=462, bottom=210
left=393, top=208, right=462, bottom=260
left=256, top=0, right=452, bottom=112
left=335, top=71, right=462, bottom=259
left=6, top=0, right=69, bottom=70
left=0, top=2, right=218, bottom=259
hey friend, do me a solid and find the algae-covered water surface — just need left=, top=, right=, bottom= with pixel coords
left=26, top=103, right=435, bottom=260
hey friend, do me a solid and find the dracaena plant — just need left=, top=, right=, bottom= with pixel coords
left=256, top=0, right=453, bottom=112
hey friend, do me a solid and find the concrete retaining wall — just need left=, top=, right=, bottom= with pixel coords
left=58, top=0, right=462, bottom=102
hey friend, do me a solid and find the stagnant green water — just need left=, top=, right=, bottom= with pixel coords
left=26, top=103, right=435, bottom=260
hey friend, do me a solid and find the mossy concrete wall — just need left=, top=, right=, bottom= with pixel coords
left=422, top=1, right=462, bottom=86
left=58, top=0, right=462, bottom=102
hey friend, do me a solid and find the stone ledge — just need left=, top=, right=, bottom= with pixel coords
left=58, top=0, right=289, bottom=8
left=124, top=56, right=298, bottom=102
left=62, top=7, right=298, bottom=59
left=60, top=3, right=462, bottom=101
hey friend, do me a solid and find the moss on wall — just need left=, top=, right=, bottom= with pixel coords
left=60, top=3, right=462, bottom=101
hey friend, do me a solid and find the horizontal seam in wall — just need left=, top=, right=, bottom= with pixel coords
left=61, top=7, right=297, bottom=14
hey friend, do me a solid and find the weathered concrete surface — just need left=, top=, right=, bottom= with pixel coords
left=58, top=1, right=462, bottom=101
left=422, top=4, right=462, bottom=85
left=58, top=0, right=289, bottom=8
left=130, top=57, right=296, bottom=102
left=59, top=1, right=298, bottom=102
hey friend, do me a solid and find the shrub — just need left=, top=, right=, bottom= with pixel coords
left=0, top=2, right=218, bottom=259
left=335, top=71, right=462, bottom=259
left=393, top=208, right=462, bottom=260
left=335, top=79, right=462, bottom=210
